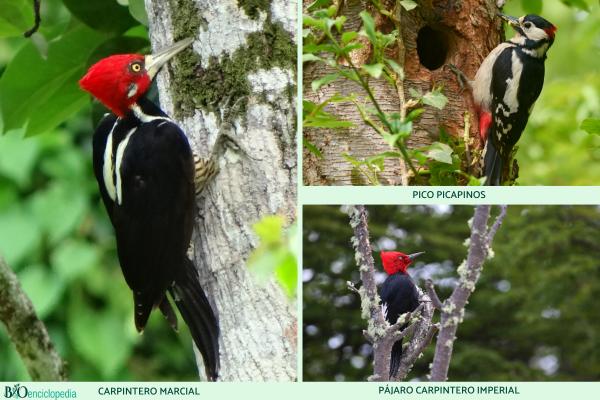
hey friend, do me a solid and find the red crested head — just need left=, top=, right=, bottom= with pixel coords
left=79, top=54, right=150, bottom=117
left=380, top=250, right=425, bottom=275
left=78, top=38, right=194, bottom=118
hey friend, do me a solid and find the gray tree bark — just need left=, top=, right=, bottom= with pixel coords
left=144, top=0, right=297, bottom=381
left=429, top=205, right=507, bottom=381
left=0, top=254, right=66, bottom=381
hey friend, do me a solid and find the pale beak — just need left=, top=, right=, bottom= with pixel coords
left=145, top=37, right=194, bottom=80
left=498, top=13, right=520, bottom=29
left=407, top=252, right=425, bottom=261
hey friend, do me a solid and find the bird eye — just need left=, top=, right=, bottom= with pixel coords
left=523, top=22, right=532, bottom=29
left=130, top=62, right=142, bottom=73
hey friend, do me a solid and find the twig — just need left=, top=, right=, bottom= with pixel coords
left=429, top=205, right=508, bottom=381
left=24, top=0, right=42, bottom=38
left=487, top=205, right=508, bottom=244
left=0, top=254, right=67, bottom=380
left=425, top=279, right=443, bottom=309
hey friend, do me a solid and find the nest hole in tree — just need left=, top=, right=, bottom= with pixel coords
left=416, top=25, right=452, bottom=70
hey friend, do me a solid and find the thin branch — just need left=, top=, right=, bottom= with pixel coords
left=24, top=0, right=42, bottom=38
left=425, top=279, right=443, bottom=309
left=429, top=205, right=508, bottom=381
left=0, top=254, right=67, bottom=380
left=487, top=205, right=508, bottom=245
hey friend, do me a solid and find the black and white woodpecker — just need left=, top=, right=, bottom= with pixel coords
left=79, top=38, right=220, bottom=380
left=468, top=13, right=556, bottom=185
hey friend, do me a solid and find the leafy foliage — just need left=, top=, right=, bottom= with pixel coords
left=303, top=205, right=600, bottom=381
left=247, top=216, right=298, bottom=298
left=0, top=0, right=200, bottom=381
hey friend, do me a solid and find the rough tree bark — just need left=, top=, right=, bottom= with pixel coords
left=347, top=205, right=436, bottom=381
left=429, top=204, right=507, bottom=381
left=0, top=254, right=66, bottom=381
left=303, top=0, right=504, bottom=185
left=144, top=0, right=297, bottom=381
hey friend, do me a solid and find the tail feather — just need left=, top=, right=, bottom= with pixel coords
left=159, top=296, right=178, bottom=331
left=170, top=259, right=220, bottom=381
left=390, top=340, right=403, bottom=378
left=483, top=139, right=503, bottom=186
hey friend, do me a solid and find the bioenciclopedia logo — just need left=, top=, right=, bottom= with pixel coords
left=4, top=384, right=77, bottom=400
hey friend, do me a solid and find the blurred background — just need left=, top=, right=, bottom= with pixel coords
left=503, top=0, right=600, bottom=184
left=303, top=205, right=600, bottom=381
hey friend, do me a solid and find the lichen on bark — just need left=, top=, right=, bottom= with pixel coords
left=166, top=0, right=296, bottom=121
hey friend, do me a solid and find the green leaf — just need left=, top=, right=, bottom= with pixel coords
left=19, top=265, right=65, bottom=318
left=63, top=0, right=137, bottom=34
left=28, top=183, right=88, bottom=245
left=362, top=63, right=384, bottom=78
left=303, top=139, right=324, bottom=158
left=0, top=206, right=41, bottom=266
left=254, top=215, right=284, bottom=245
left=341, top=31, right=358, bottom=44
left=128, top=0, right=148, bottom=26
left=422, top=90, right=448, bottom=109
left=400, top=0, right=418, bottom=11
left=51, top=240, right=100, bottom=283
left=312, top=73, right=340, bottom=91
left=385, top=58, right=404, bottom=80
left=303, top=53, right=322, bottom=63
left=406, top=108, right=425, bottom=122
left=580, top=118, right=600, bottom=135
left=426, top=142, right=454, bottom=164
left=275, top=254, right=297, bottom=298
left=68, top=301, right=133, bottom=378
left=0, top=131, right=40, bottom=187
left=521, top=0, right=543, bottom=14
left=307, top=0, right=333, bottom=12
left=303, top=15, right=327, bottom=32
left=0, top=24, right=106, bottom=136
left=0, top=0, right=31, bottom=38
left=359, top=11, right=376, bottom=44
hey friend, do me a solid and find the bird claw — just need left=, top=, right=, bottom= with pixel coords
left=446, top=63, right=470, bottom=93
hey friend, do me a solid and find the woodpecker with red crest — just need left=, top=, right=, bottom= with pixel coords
left=379, top=250, right=424, bottom=379
left=471, top=13, right=556, bottom=185
left=79, top=38, right=220, bottom=380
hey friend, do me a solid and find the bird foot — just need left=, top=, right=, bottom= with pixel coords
left=446, top=64, right=471, bottom=93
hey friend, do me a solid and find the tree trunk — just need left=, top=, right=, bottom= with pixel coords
left=303, top=0, right=504, bottom=185
left=144, top=0, right=297, bottom=381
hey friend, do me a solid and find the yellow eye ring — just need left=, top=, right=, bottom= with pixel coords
left=131, top=62, right=142, bottom=72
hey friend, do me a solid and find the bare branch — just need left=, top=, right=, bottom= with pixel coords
left=429, top=205, right=508, bottom=381
left=487, top=204, right=508, bottom=245
left=24, top=0, right=41, bottom=38
left=425, top=279, right=443, bottom=309
left=0, top=254, right=66, bottom=380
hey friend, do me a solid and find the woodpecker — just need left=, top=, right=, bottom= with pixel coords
left=472, top=13, right=556, bottom=185
left=79, top=38, right=220, bottom=380
left=379, top=250, right=424, bottom=379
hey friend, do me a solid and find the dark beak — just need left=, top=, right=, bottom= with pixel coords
left=407, top=252, right=425, bottom=261
left=498, top=13, right=520, bottom=29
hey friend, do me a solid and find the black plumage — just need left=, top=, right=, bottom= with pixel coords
left=380, top=273, right=419, bottom=378
left=92, top=96, right=219, bottom=380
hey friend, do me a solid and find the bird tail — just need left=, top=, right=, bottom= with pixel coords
left=483, top=139, right=503, bottom=186
left=389, top=339, right=403, bottom=378
left=169, top=258, right=220, bottom=381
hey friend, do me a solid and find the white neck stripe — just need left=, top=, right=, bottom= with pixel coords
left=115, top=128, right=137, bottom=205
left=131, top=103, right=172, bottom=123
left=102, top=120, right=119, bottom=202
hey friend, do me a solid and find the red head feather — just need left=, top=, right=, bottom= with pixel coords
left=380, top=251, right=424, bottom=275
left=79, top=54, right=150, bottom=118
left=78, top=38, right=194, bottom=118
